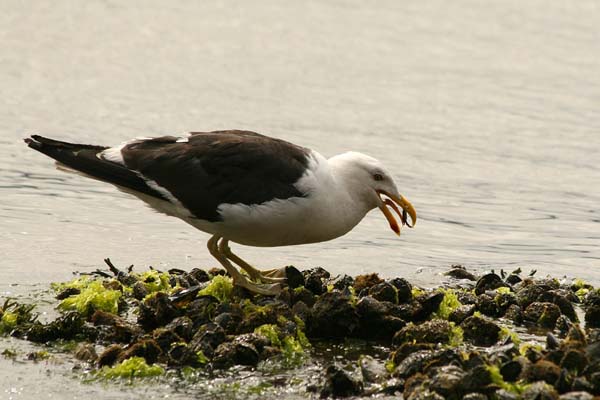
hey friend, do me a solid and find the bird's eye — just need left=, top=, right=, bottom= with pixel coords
left=373, top=173, right=384, bottom=181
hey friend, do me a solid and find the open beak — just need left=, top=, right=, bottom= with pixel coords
left=376, top=190, right=417, bottom=236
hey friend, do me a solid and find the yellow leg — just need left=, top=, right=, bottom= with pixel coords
left=219, top=239, right=286, bottom=284
left=207, top=235, right=283, bottom=296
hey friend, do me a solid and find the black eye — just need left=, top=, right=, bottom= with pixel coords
left=373, top=173, right=384, bottom=181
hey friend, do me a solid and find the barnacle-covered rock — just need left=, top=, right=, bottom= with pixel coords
left=320, top=364, right=363, bottom=398
left=307, top=291, right=358, bottom=338
left=461, top=314, right=501, bottom=347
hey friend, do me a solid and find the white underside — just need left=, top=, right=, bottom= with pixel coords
left=116, top=151, right=373, bottom=247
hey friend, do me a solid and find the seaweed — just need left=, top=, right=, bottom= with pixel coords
left=58, top=280, right=121, bottom=316
left=97, top=356, right=164, bottom=379
left=198, top=275, right=233, bottom=303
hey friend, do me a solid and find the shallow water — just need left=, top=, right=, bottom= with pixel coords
left=1, top=0, right=599, bottom=398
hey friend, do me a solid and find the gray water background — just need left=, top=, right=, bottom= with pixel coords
left=0, top=1, right=599, bottom=398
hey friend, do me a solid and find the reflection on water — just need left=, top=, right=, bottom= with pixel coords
left=1, top=1, right=599, bottom=290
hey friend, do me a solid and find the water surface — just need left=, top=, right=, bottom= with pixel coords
left=1, top=1, right=599, bottom=398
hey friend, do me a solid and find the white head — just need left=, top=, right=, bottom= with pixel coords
left=329, top=152, right=417, bottom=235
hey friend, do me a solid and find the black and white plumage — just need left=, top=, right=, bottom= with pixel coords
left=25, top=130, right=416, bottom=295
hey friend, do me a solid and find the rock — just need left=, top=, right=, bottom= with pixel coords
left=504, top=304, right=523, bottom=324
left=213, top=312, right=242, bottom=334
left=571, top=377, right=593, bottom=393
left=353, top=273, right=384, bottom=293
left=558, top=392, right=594, bottom=400
left=185, top=296, right=219, bottom=327
left=449, top=304, right=476, bottom=324
left=494, top=389, right=520, bottom=400
left=477, top=293, right=501, bottom=317
left=585, top=305, right=600, bottom=328
left=523, top=360, right=561, bottom=385
left=394, top=349, right=460, bottom=379
left=285, top=266, right=304, bottom=289
left=392, top=319, right=453, bottom=346
left=91, top=310, right=142, bottom=343
left=355, top=296, right=406, bottom=340
left=390, top=342, right=435, bottom=367
left=538, top=290, right=578, bottom=322
left=291, top=286, right=316, bottom=307
left=560, top=349, right=588, bottom=374
left=500, top=359, right=525, bottom=382
left=444, top=266, right=477, bottom=281
left=189, top=322, right=226, bottom=358
left=74, top=343, right=97, bottom=363
left=211, top=341, right=259, bottom=369
left=590, top=371, right=600, bottom=395
left=188, top=268, right=210, bottom=283
left=461, top=315, right=501, bottom=347
left=303, top=267, right=329, bottom=295
left=165, top=316, right=194, bottom=341
left=359, top=355, right=388, bottom=383
left=320, top=364, right=363, bottom=398
left=117, top=338, right=162, bottom=364
left=168, top=343, right=200, bottom=367
left=524, top=302, right=561, bottom=328
left=291, top=300, right=310, bottom=324
left=97, top=344, right=124, bottom=367
left=137, top=292, right=180, bottom=331
left=56, top=287, right=81, bottom=300
left=456, top=290, right=478, bottom=305
left=152, top=328, right=184, bottom=353
left=495, top=291, right=518, bottom=315
left=521, top=381, right=559, bottom=400
left=368, top=282, right=398, bottom=304
left=475, top=273, right=508, bottom=295
left=506, top=274, right=522, bottom=285
left=555, top=369, right=572, bottom=394
left=517, top=283, right=549, bottom=308
left=307, top=291, right=358, bottom=338
left=462, top=364, right=493, bottom=393
left=413, top=292, right=445, bottom=322
left=389, top=278, right=413, bottom=303
left=428, top=365, right=466, bottom=397
left=330, top=274, right=354, bottom=291
left=463, top=394, right=488, bottom=400
left=132, top=281, right=149, bottom=300
left=239, top=300, right=293, bottom=333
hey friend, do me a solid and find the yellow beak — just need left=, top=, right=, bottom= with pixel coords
left=376, top=190, right=417, bottom=236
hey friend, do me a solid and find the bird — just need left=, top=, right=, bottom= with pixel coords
left=24, top=130, right=416, bottom=295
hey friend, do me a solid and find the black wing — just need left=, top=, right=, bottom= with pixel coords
left=24, top=135, right=170, bottom=200
left=120, top=130, right=311, bottom=221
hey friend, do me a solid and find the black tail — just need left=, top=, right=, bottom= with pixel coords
left=24, top=135, right=167, bottom=200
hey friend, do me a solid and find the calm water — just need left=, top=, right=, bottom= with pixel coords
left=1, top=1, right=599, bottom=398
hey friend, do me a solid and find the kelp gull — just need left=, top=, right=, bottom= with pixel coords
left=25, top=130, right=417, bottom=295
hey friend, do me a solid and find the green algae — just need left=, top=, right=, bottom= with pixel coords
left=576, top=287, right=590, bottom=301
left=487, top=364, right=529, bottom=394
left=499, top=326, right=521, bottom=345
left=198, top=275, right=233, bottom=303
left=51, top=276, right=95, bottom=292
left=196, top=350, right=209, bottom=365
left=411, top=287, right=425, bottom=297
left=434, top=288, right=462, bottom=319
left=0, top=311, right=18, bottom=332
left=0, top=301, right=36, bottom=334
left=448, top=323, right=464, bottom=347
left=58, top=280, right=121, bottom=316
left=384, top=359, right=396, bottom=373
left=255, top=324, right=281, bottom=347
left=254, top=322, right=309, bottom=365
left=137, top=270, right=172, bottom=294
left=98, top=356, right=164, bottom=379
left=496, top=286, right=512, bottom=295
